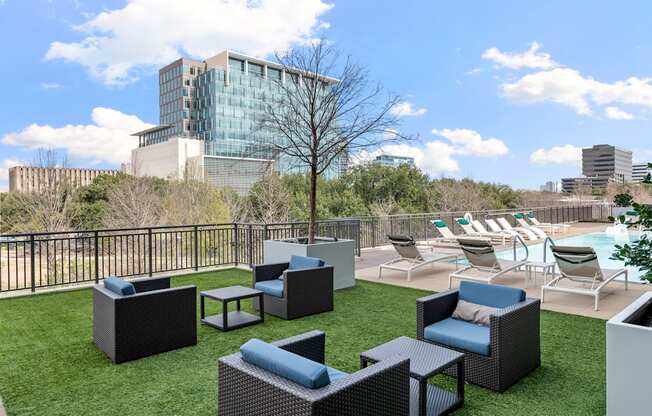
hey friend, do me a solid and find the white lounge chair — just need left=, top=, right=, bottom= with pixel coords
left=449, top=238, right=526, bottom=287
left=541, top=245, right=628, bottom=311
left=427, top=219, right=466, bottom=248
left=526, top=212, right=569, bottom=233
left=512, top=213, right=548, bottom=239
left=455, top=218, right=508, bottom=245
left=494, top=217, right=539, bottom=240
left=485, top=218, right=535, bottom=241
left=379, top=235, right=461, bottom=281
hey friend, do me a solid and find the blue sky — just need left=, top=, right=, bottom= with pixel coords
left=1, top=0, right=652, bottom=190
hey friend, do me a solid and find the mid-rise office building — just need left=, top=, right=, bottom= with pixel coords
left=373, top=154, right=415, bottom=168
left=8, top=166, right=119, bottom=193
left=582, top=144, right=632, bottom=184
left=632, top=162, right=651, bottom=182
left=132, top=50, right=343, bottom=194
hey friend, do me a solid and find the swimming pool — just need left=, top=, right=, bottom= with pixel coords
left=495, top=231, right=647, bottom=283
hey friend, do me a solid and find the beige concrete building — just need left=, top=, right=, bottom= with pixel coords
left=8, top=166, right=119, bottom=193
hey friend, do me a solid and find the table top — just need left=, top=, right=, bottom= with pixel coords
left=525, top=260, right=556, bottom=268
left=360, top=336, right=464, bottom=380
left=200, top=285, right=262, bottom=301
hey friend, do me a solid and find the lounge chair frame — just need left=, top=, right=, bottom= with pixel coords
left=380, top=235, right=460, bottom=282
left=541, top=246, right=628, bottom=310
left=449, top=238, right=525, bottom=287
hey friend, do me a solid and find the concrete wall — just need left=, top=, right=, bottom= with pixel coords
left=131, top=138, right=203, bottom=180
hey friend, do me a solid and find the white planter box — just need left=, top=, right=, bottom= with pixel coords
left=611, top=206, right=633, bottom=218
left=263, top=238, right=356, bottom=290
left=607, top=292, right=652, bottom=416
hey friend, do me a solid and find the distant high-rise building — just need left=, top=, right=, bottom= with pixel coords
left=373, top=154, right=415, bottom=168
left=132, top=50, right=343, bottom=194
left=632, top=162, right=652, bottom=182
left=582, top=144, right=632, bottom=184
left=8, top=166, right=118, bottom=193
left=540, top=181, right=560, bottom=192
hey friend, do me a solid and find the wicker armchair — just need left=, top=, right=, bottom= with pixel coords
left=252, top=262, right=334, bottom=320
left=416, top=286, right=540, bottom=392
left=93, top=276, right=197, bottom=363
left=218, top=330, right=410, bottom=416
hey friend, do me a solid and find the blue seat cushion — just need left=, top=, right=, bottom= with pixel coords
left=288, top=255, right=324, bottom=270
left=254, top=279, right=284, bottom=298
left=103, top=276, right=136, bottom=296
left=424, top=318, right=490, bottom=356
left=326, top=366, right=348, bottom=383
left=240, top=339, right=331, bottom=389
left=459, top=281, right=525, bottom=309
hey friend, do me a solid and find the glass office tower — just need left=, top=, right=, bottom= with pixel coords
left=138, top=51, right=343, bottom=180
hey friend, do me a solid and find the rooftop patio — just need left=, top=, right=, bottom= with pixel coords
left=0, top=268, right=607, bottom=415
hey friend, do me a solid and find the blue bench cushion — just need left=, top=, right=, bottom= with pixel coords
left=288, top=255, right=324, bottom=270
left=255, top=279, right=284, bottom=298
left=103, top=276, right=136, bottom=296
left=327, top=366, right=348, bottom=383
left=424, top=318, right=490, bottom=356
left=459, top=280, right=525, bottom=309
left=240, top=339, right=331, bottom=389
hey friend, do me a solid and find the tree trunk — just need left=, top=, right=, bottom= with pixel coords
left=308, top=165, right=318, bottom=244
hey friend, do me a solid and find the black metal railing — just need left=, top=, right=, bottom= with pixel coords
left=0, top=220, right=360, bottom=294
left=0, top=204, right=608, bottom=294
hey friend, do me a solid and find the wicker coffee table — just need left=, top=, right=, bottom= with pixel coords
left=200, top=286, right=264, bottom=331
left=360, top=336, right=464, bottom=416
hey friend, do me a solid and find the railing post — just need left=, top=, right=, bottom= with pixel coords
left=30, top=234, right=36, bottom=292
left=371, top=217, right=376, bottom=248
left=248, top=224, right=253, bottom=267
left=147, top=228, right=153, bottom=276
left=94, top=231, right=99, bottom=283
left=233, top=223, right=239, bottom=266
left=193, top=225, right=199, bottom=271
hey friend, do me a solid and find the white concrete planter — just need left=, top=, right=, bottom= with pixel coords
left=607, top=292, right=652, bottom=416
left=611, top=206, right=633, bottom=218
left=263, top=238, right=356, bottom=290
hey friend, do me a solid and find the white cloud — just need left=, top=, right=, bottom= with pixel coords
left=390, top=101, right=427, bottom=117
left=1, top=107, right=152, bottom=165
left=529, top=144, right=582, bottom=166
left=350, top=142, right=459, bottom=175
left=482, top=42, right=558, bottom=70
left=44, top=0, right=333, bottom=85
left=502, top=68, right=652, bottom=115
left=431, top=128, right=509, bottom=157
left=41, top=82, right=62, bottom=90
left=350, top=127, right=508, bottom=176
left=604, top=106, right=634, bottom=120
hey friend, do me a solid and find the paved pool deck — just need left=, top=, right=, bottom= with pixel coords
left=354, top=222, right=648, bottom=320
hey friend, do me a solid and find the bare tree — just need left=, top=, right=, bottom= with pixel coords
left=222, top=188, right=251, bottom=223
left=104, top=176, right=163, bottom=228
left=17, top=149, right=74, bottom=232
left=248, top=173, right=291, bottom=224
left=369, top=198, right=400, bottom=217
left=261, top=41, right=409, bottom=242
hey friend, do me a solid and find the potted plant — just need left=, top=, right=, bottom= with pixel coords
left=259, top=41, right=409, bottom=290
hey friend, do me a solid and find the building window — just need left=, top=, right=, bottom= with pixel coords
left=268, top=67, right=282, bottom=81
left=229, top=58, right=245, bottom=73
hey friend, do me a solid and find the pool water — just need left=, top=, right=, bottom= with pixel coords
left=495, top=231, right=648, bottom=283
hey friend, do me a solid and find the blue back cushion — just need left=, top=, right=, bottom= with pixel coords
left=288, top=255, right=324, bottom=270
left=459, top=281, right=525, bottom=308
left=240, top=339, right=330, bottom=389
left=104, top=276, right=136, bottom=296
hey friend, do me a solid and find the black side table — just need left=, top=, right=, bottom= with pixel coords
left=360, top=336, right=464, bottom=416
left=200, top=286, right=264, bottom=331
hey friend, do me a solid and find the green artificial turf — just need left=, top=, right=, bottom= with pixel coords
left=0, top=269, right=606, bottom=415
